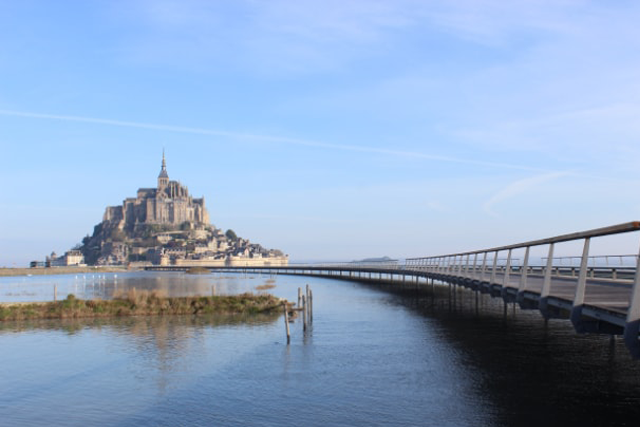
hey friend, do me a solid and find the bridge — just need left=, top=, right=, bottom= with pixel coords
left=147, top=221, right=640, bottom=358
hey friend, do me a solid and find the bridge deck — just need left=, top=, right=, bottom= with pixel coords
left=457, top=272, right=633, bottom=314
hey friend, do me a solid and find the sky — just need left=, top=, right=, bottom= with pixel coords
left=2, top=0, right=640, bottom=266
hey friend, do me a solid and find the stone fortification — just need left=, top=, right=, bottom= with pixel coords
left=75, top=153, right=287, bottom=267
left=103, top=153, right=209, bottom=227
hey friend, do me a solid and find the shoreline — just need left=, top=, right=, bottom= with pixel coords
left=0, top=266, right=133, bottom=277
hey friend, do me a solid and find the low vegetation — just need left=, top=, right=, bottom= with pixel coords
left=186, top=267, right=210, bottom=274
left=0, top=290, right=284, bottom=321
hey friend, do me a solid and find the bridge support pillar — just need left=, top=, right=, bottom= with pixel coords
left=539, top=243, right=561, bottom=319
left=624, top=243, right=640, bottom=358
left=624, top=320, right=640, bottom=359
left=570, top=238, right=593, bottom=333
left=516, top=246, right=531, bottom=306
left=566, top=239, right=621, bottom=334
left=500, top=249, right=515, bottom=302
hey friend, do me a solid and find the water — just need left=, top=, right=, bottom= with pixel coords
left=1, top=272, right=639, bottom=426
left=0, top=271, right=261, bottom=302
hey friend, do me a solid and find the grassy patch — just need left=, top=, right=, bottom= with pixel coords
left=0, top=291, right=284, bottom=321
left=186, top=267, right=210, bottom=275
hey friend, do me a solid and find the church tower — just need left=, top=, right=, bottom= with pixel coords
left=158, top=150, right=169, bottom=191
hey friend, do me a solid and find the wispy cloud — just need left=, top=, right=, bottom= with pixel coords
left=423, top=0, right=583, bottom=46
left=216, top=212, right=357, bottom=224
left=0, top=109, right=546, bottom=172
left=119, top=0, right=599, bottom=73
left=426, top=200, right=450, bottom=213
left=454, top=102, right=640, bottom=159
left=483, top=171, right=570, bottom=217
left=114, top=0, right=424, bottom=74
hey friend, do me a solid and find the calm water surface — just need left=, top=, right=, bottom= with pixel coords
left=0, top=271, right=257, bottom=302
left=1, top=272, right=639, bottom=426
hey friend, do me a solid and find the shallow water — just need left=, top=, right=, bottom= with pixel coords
left=1, top=273, right=639, bottom=426
left=0, top=270, right=263, bottom=302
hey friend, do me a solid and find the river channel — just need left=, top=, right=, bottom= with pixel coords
left=1, top=271, right=639, bottom=426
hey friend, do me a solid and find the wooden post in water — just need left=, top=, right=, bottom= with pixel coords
left=305, top=284, right=310, bottom=321
left=211, top=285, right=216, bottom=296
left=298, top=287, right=302, bottom=308
left=54, top=284, right=57, bottom=302
left=283, top=304, right=290, bottom=344
left=302, top=295, right=307, bottom=331
left=309, top=289, right=313, bottom=323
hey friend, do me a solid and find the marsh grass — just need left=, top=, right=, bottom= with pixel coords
left=0, top=290, right=283, bottom=321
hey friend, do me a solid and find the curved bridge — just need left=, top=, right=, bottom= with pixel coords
left=147, top=221, right=640, bottom=358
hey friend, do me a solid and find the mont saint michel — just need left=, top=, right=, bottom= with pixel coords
left=49, top=154, right=288, bottom=268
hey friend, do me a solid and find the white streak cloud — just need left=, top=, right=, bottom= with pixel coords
left=0, top=109, right=546, bottom=172
left=483, top=171, right=570, bottom=217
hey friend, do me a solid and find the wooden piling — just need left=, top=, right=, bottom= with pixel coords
left=309, top=289, right=313, bottom=323
left=283, top=304, right=291, bottom=344
left=305, top=284, right=310, bottom=321
left=298, top=287, right=302, bottom=308
left=54, top=284, right=57, bottom=302
left=302, top=295, right=307, bottom=331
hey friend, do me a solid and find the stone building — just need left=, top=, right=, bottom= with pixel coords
left=31, top=250, right=85, bottom=267
left=103, top=152, right=209, bottom=228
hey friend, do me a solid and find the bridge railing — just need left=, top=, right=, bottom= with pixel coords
left=289, top=260, right=400, bottom=270
left=405, top=222, right=640, bottom=282
left=542, top=254, right=638, bottom=267
left=406, top=221, right=640, bottom=341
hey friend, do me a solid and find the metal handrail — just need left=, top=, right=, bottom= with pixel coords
left=289, top=260, right=399, bottom=269
left=406, top=221, right=640, bottom=261
left=540, top=254, right=637, bottom=267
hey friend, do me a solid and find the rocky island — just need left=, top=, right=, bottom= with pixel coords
left=37, top=153, right=288, bottom=268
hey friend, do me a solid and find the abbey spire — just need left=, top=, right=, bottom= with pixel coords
left=158, top=150, right=169, bottom=190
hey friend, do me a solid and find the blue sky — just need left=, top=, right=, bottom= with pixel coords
left=2, top=0, right=640, bottom=266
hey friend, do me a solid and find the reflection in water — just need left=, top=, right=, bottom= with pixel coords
left=0, top=271, right=278, bottom=302
left=0, top=311, right=280, bottom=339
left=375, top=281, right=640, bottom=427
left=0, top=311, right=283, bottom=426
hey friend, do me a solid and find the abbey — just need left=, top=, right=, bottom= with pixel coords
left=103, top=153, right=210, bottom=228
left=70, top=153, right=288, bottom=267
